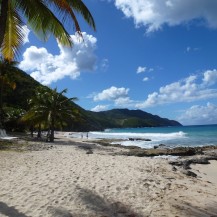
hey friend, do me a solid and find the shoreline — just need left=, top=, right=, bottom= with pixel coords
left=0, top=135, right=217, bottom=216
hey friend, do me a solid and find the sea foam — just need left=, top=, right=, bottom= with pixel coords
left=89, top=131, right=187, bottom=141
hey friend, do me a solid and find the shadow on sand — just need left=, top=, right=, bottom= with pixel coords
left=172, top=200, right=217, bottom=217
left=77, top=188, right=144, bottom=217
left=0, top=202, right=28, bottom=217
left=48, top=191, right=217, bottom=217
left=48, top=187, right=144, bottom=217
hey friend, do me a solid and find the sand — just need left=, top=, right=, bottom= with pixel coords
left=0, top=136, right=217, bottom=217
left=191, top=160, right=217, bottom=186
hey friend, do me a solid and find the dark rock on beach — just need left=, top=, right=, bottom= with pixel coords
left=121, top=146, right=198, bottom=157
left=128, top=138, right=151, bottom=141
left=182, top=170, right=197, bottom=177
left=94, top=138, right=217, bottom=158
left=169, top=149, right=217, bottom=177
left=169, top=155, right=217, bottom=168
left=86, top=149, right=93, bottom=154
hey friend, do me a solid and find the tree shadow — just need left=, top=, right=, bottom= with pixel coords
left=172, top=200, right=217, bottom=217
left=47, top=206, right=74, bottom=217
left=0, top=201, right=28, bottom=217
left=77, top=188, right=144, bottom=217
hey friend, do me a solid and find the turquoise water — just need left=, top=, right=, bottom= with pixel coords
left=89, top=124, right=217, bottom=148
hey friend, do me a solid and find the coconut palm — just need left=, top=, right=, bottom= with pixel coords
left=22, top=86, right=78, bottom=142
left=0, top=0, right=96, bottom=60
left=21, top=86, right=49, bottom=137
left=0, top=58, right=17, bottom=127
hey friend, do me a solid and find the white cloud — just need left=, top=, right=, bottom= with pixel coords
left=137, top=66, right=146, bottom=73
left=92, top=86, right=134, bottom=107
left=136, top=69, right=217, bottom=108
left=137, top=66, right=153, bottom=82
left=186, top=46, right=199, bottom=53
left=91, top=105, right=109, bottom=112
left=186, top=46, right=191, bottom=52
left=114, top=0, right=217, bottom=33
left=114, top=97, right=132, bottom=106
left=137, top=66, right=153, bottom=75
left=22, top=25, right=30, bottom=44
left=143, top=77, right=149, bottom=81
left=178, top=103, right=217, bottom=125
left=94, top=86, right=129, bottom=101
left=202, top=69, right=217, bottom=86
left=19, top=32, right=97, bottom=85
left=100, top=58, right=109, bottom=71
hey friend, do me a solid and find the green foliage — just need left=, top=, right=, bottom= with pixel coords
left=2, top=68, right=182, bottom=132
left=1, top=66, right=43, bottom=109
left=89, top=108, right=182, bottom=129
left=3, top=106, right=26, bottom=131
left=22, top=86, right=78, bottom=142
left=0, top=0, right=96, bottom=60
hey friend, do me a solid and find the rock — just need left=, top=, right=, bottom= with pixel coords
left=125, top=145, right=142, bottom=149
left=182, top=170, right=197, bottom=178
left=86, top=150, right=93, bottom=154
left=159, top=144, right=166, bottom=147
left=169, top=161, right=183, bottom=166
left=128, top=138, right=151, bottom=141
left=172, top=166, right=177, bottom=171
left=192, top=158, right=210, bottom=164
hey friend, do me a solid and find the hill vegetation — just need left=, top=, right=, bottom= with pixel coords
left=2, top=68, right=182, bottom=131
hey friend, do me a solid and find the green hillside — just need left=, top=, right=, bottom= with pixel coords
left=88, top=109, right=182, bottom=129
left=1, top=68, right=182, bottom=131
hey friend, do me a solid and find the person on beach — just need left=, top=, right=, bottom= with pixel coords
left=86, top=132, right=88, bottom=139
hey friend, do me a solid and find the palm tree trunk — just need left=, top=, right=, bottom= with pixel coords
left=37, top=124, right=41, bottom=138
left=50, top=118, right=55, bottom=142
left=0, top=0, right=8, bottom=48
left=0, top=81, right=3, bottom=128
left=50, top=129, right=54, bottom=142
left=46, top=129, right=50, bottom=142
left=30, top=125, right=34, bottom=137
left=0, top=67, right=4, bottom=128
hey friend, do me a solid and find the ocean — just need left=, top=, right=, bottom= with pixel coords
left=86, top=124, right=217, bottom=149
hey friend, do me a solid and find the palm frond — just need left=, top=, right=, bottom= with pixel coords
left=67, top=0, right=96, bottom=31
left=47, top=0, right=96, bottom=38
left=16, top=0, right=73, bottom=46
left=1, top=2, right=24, bottom=60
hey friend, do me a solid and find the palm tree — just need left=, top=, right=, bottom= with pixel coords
left=0, top=58, right=16, bottom=127
left=22, top=86, right=78, bottom=142
left=21, top=86, right=49, bottom=137
left=0, top=0, right=96, bottom=60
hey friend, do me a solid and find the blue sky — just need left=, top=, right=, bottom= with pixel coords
left=18, top=0, right=217, bottom=125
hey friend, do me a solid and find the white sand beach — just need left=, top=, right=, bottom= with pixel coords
left=0, top=136, right=217, bottom=217
left=191, top=160, right=217, bottom=186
